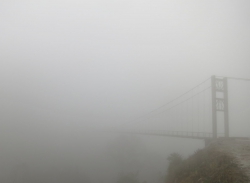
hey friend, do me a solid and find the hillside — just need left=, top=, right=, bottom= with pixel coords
left=165, top=138, right=250, bottom=183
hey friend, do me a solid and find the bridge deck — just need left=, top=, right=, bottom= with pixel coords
left=111, top=130, right=214, bottom=140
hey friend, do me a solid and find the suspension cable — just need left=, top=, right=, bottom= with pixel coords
left=131, top=77, right=211, bottom=122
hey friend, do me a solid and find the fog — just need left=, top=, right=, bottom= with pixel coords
left=1, top=1, right=250, bottom=183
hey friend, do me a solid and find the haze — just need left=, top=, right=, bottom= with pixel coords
left=0, top=1, right=250, bottom=183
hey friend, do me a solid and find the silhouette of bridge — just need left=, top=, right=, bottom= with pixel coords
left=112, top=75, right=250, bottom=143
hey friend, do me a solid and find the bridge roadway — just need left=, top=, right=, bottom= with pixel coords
left=108, top=129, right=214, bottom=140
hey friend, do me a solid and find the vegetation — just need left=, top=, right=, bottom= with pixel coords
left=107, top=135, right=146, bottom=174
left=117, top=172, right=141, bottom=183
left=165, top=147, right=249, bottom=183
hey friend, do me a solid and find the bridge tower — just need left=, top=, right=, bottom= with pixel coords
left=211, top=75, right=229, bottom=139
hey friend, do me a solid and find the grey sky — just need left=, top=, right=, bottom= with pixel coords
left=1, top=1, right=250, bottom=130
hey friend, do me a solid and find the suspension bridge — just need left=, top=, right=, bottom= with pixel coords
left=112, top=75, right=250, bottom=144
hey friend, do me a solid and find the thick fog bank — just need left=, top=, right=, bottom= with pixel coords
left=0, top=131, right=203, bottom=183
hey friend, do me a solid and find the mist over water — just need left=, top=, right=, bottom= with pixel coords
left=1, top=1, right=250, bottom=183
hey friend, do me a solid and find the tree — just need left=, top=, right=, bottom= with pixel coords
left=117, top=172, right=141, bottom=183
left=166, top=153, right=183, bottom=183
left=167, top=153, right=182, bottom=165
left=107, top=135, right=146, bottom=174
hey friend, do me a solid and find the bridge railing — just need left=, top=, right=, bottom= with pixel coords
left=117, top=129, right=215, bottom=139
left=147, top=130, right=214, bottom=138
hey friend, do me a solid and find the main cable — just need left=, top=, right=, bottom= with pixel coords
left=216, top=76, right=250, bottom=81
left=141, top=86, right=211, bottom=121
left=130, top=77, right=211, bottom=123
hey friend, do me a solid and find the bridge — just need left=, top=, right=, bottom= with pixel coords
left=111, top=75, right=250, bottom=143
